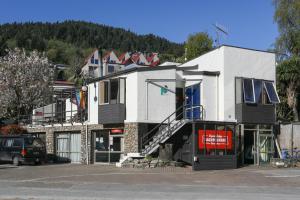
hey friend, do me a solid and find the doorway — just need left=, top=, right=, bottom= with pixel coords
left=185, top=83, right=201, bottom=120
left=93, top=130, right=124, bottom=163
left=242, top=124, right=274, bottom=166
left=244, top=130, right=255, bottom=165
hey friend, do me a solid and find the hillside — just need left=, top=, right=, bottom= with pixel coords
left=0, top=21, right=184, bottom=65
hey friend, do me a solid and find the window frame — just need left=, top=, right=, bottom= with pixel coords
left=264, top=81, right=280, bottom=104
left=98, top=78, right=126, bottom=105
left=242, top=78, right=256, bottom=104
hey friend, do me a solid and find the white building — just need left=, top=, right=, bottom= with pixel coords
left=86, top=45, right=279, bottom=169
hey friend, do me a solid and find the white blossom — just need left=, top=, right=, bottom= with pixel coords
left=0, top=48, right=52, bottom=119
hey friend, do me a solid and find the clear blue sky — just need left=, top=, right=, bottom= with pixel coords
left=0, top=0, right=278, bottom=51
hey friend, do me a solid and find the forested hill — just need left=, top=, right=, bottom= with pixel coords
left=0, top=21, right=184, bottom=65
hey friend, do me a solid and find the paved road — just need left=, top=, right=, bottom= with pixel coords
left=0, top=164, right=300, bottom=200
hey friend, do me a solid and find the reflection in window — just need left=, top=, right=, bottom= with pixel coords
left=110, top=79, right=118, bottom=104
left=253, top=79, right=263, bottom=103
left=243, top=79, right=255, bottom=103
left=264, top=82, right=280, bottom=103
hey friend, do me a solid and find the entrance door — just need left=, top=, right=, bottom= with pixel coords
left=258, top=135, right=274, bottom=164
left=244, top=130, right=255, bottom=165
left=109, top=136, right=124, bottom=163
left=94, top=130, right=124, bottom=163
left=94, top=131, right=109, bottom=163
left=185, top=83, right=201, bottom=120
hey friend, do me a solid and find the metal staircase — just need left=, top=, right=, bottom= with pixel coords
left=141, top=104, right=203, bottom=155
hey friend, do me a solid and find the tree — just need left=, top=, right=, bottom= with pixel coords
left=276, top=57, right=300, bottom=121
left=184, top=32, right=213, bottom=61
left=273, top=0, right=300, bottom=121
left=0, top=48, right=52, bottom=120
left=273, top=0, right=300, bottom=58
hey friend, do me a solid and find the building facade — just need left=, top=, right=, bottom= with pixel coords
left=26, top=45, right=279, bottom=170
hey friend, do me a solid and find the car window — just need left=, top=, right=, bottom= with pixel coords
left=32, top=139, right=44, bottom=147
left=25, top=138, right=44, bottom=147
left=5, top=139, right=14, bottom=147
left=13, top=138, right=23, bottom=147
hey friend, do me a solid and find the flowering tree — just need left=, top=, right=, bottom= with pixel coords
left=0, top=48, right=52, bottom=120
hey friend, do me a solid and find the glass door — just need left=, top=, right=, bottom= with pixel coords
left=94, top=131, right=109, bottom=163
left=185, top=83, right=201, bottom=120
left=109, top=135, right=124, bottom=163
left=258, top=135, right=274, bottom=164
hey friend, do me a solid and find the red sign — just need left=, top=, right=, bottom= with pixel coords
left=198, top=130, right=232, bottom=150
left=110, top=129, right=123, bottom=134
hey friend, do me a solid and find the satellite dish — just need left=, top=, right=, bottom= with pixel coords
left=213, top=23, right=229, bottom=47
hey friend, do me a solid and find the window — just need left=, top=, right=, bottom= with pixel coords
left=98, top=78, right=126, bottom=105
left=91, top=55, right=94, bottom=64
left=5, top=139, right=14, bottom=147
left=243, top=79, right=255, bottom=103
left=237, top=77, right=280, bottom=105
left=94, top=59, right=99, bottom=64
left=99, top=81, right=109, bottom=104
left=108, top=65, right=114, bottom=73
left=110, top=79, right=119, bottom=104
left=264, top=82, right=280, bottom=103
left=99, top=81, right=109, bottom=105
left=253, top=79, right=263, bottom=103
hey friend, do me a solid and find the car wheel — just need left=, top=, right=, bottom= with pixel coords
left=13, top=156, right=20, bottom=166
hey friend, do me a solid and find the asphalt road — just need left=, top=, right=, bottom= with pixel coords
left=0, top=164, right=300, bottom=200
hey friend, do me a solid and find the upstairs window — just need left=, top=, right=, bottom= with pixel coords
left=94, top=59, right=99, bottom=64
left=237, top=77, right=280, bottom=105
left=243, top=79, right=255, bottom=103
left=99, top=81, right=109, bottom=104
left=98, top=78, right=126, bottom=105
left=108, top=65, right=115, bottom=73
left=253, top=79, right=263, bottom=103
left=264, top=82, right=280, bottom=103
left=91, top=55, right=95, bottom=64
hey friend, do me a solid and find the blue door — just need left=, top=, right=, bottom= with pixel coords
left=185, top=83, right=201, bottom=120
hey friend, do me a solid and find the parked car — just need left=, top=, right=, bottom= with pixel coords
left=0, top=135, right=46, bottom=166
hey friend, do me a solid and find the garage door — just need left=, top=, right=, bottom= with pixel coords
left=56, top=132, right=81, bottom=163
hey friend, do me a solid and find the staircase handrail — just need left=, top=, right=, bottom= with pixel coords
left=141, top=104, right=203, bottom=148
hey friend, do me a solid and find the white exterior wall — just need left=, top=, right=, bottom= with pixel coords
left=121, top=72, right=138, bottom=123
left=88, top=82, right=99, bottom=124
left=179, top=48, right=225, bottom=121
left=136, top=69, right=176, bottom=123
left=223, top=46, right=276, bottom=121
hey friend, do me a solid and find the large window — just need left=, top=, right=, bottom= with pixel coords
left=98, top=78, right=126, bottom=105
left=237, top=77, right=280, bottom=104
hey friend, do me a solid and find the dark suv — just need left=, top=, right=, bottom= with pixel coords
left=0, top=135, right=46, bottom=166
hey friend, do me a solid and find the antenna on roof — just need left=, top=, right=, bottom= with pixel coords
left=213, top=22, right=228, bottom=47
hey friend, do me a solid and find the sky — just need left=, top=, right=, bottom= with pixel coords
left=0, top=0, right=278, bottom=51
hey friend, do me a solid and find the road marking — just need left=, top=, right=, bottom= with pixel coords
left=265, top=175, right=300, bottom=178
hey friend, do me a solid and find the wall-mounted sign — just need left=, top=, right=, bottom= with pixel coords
left=198, top=130, right=232, bottom=150
left=160, top=85, right=168, bottom=95
left=110, top=129, right=123, bottom=134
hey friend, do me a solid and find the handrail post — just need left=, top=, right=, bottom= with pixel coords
left=168, top=117, right=170, bottom=136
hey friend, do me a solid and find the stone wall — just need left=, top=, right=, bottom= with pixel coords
left=124, top=123, right=139, bottom=153
left=123, top=123, right=150, bottom=154
left=26, top=124, right=103, bottom=164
